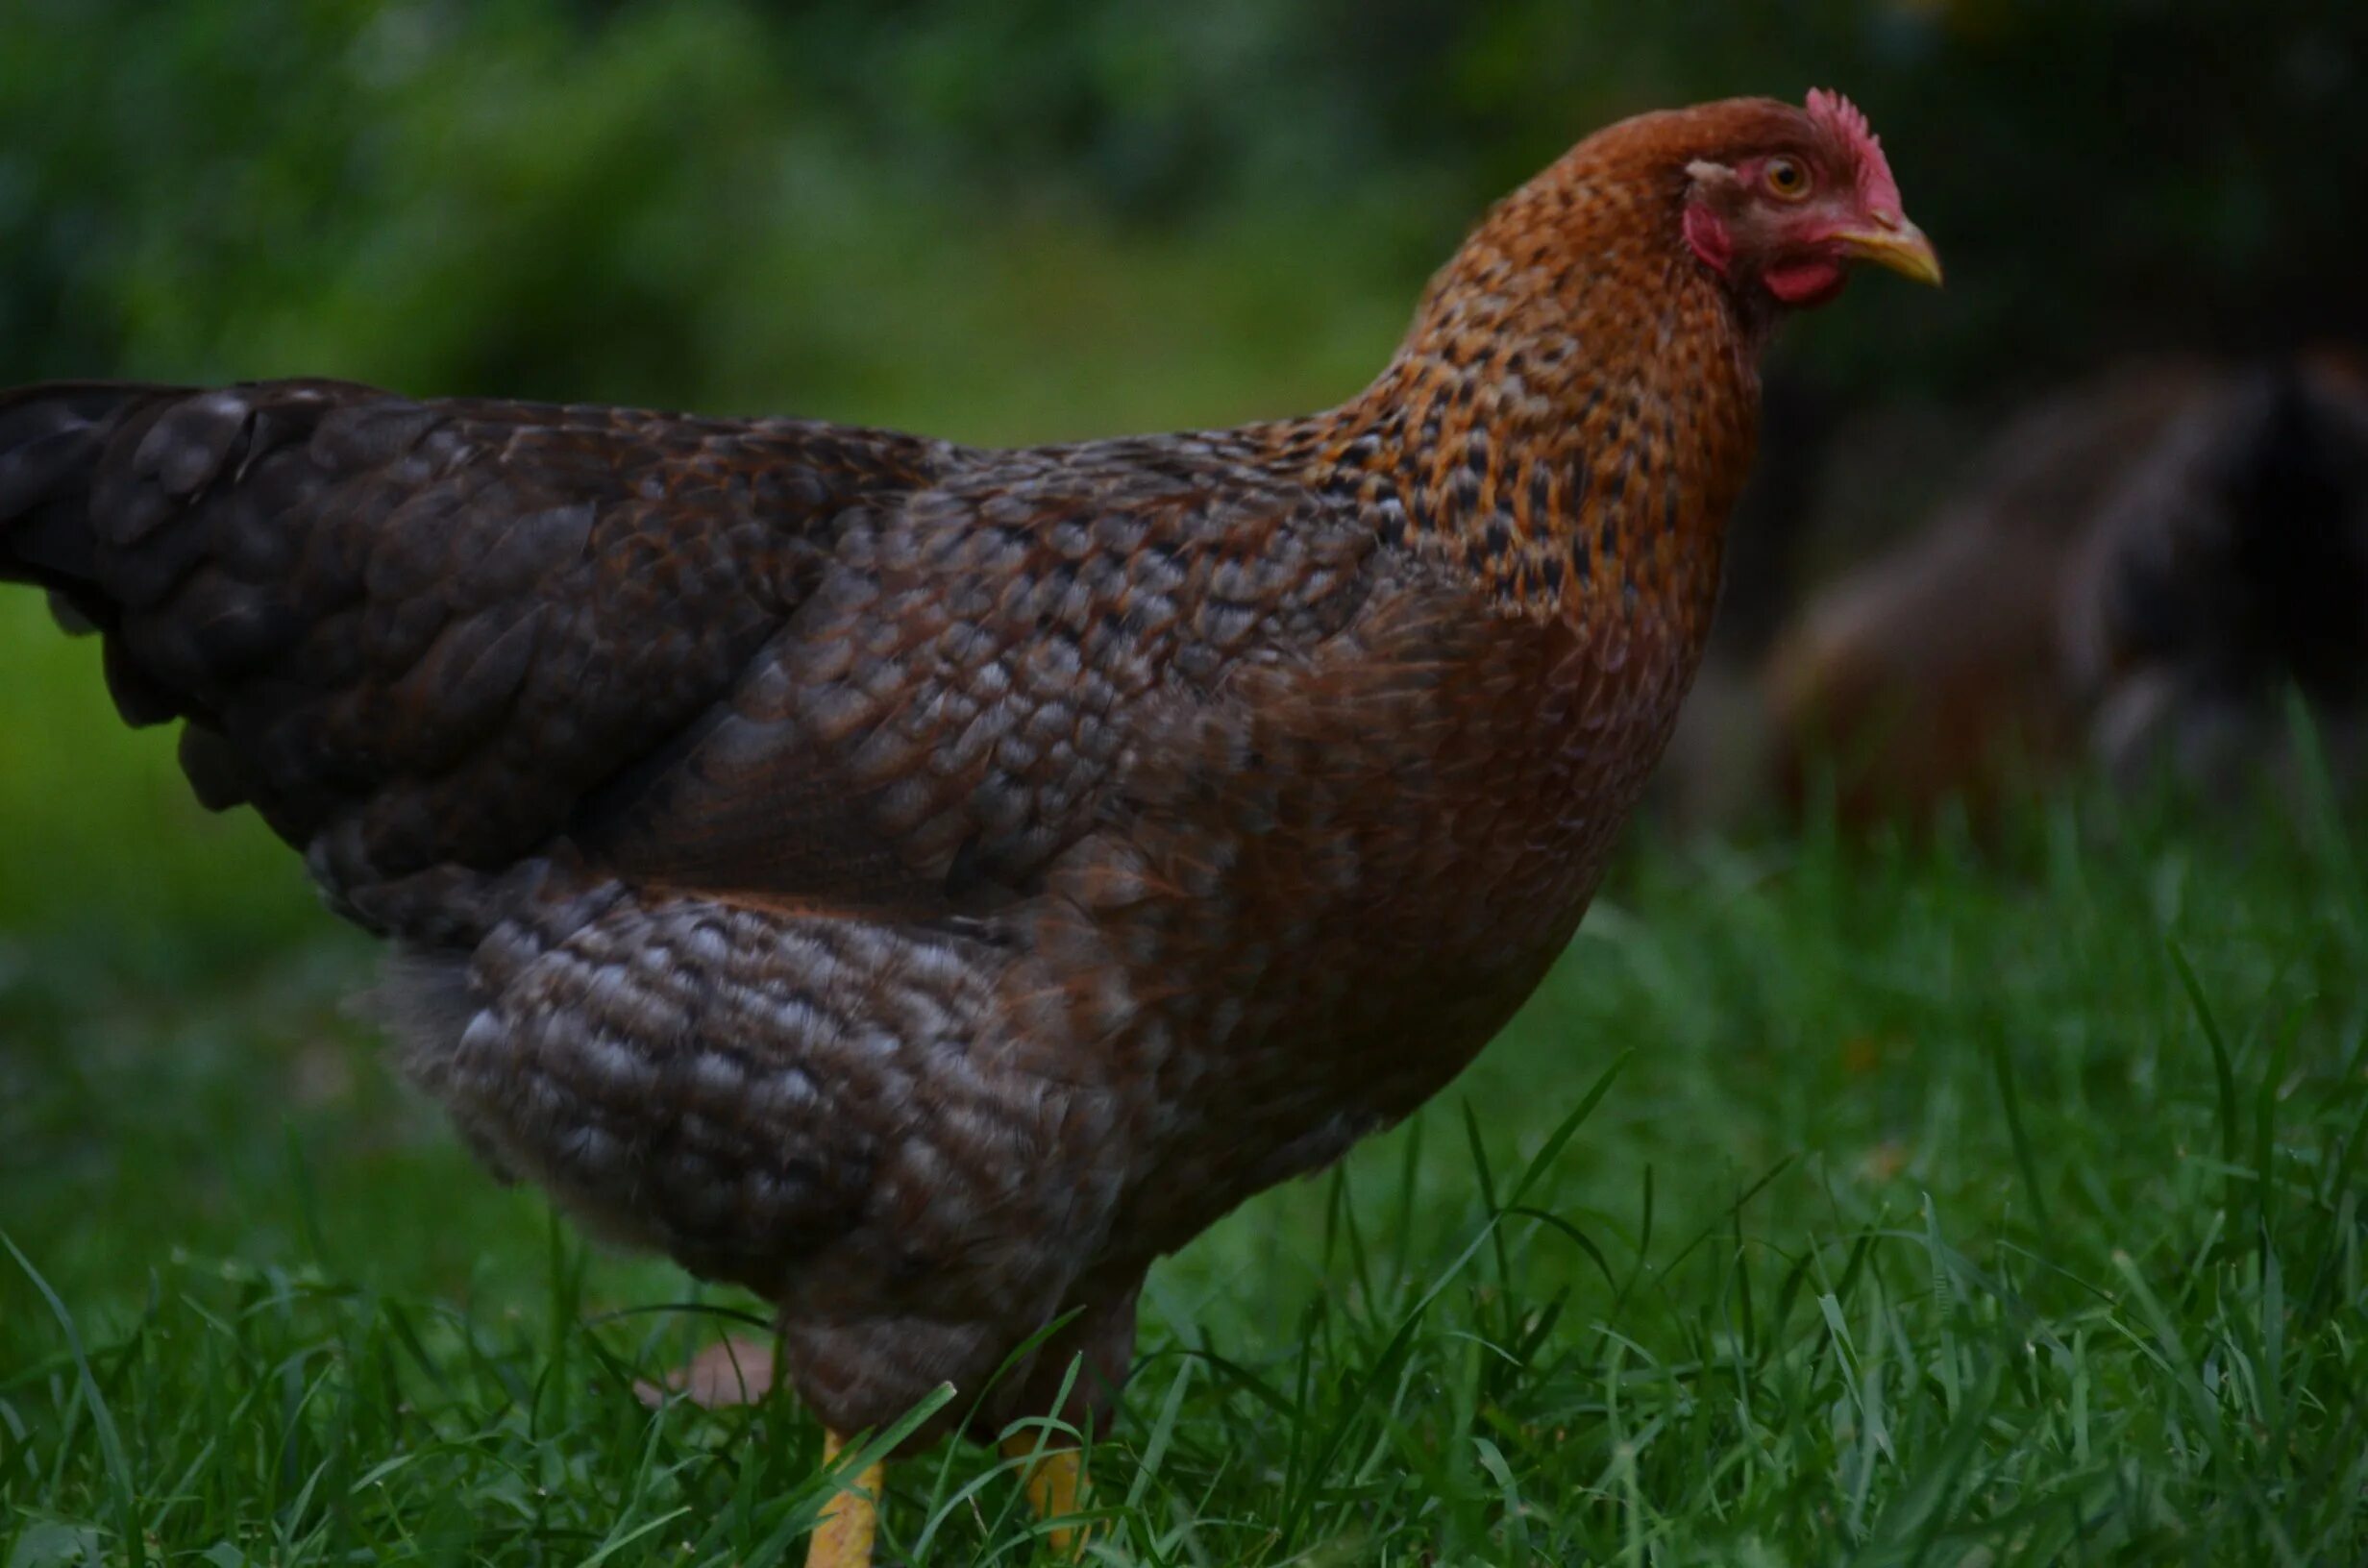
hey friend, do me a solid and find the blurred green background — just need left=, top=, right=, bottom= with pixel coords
left=7, top=0, right=2365, bottom=416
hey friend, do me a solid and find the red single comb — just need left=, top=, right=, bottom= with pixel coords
left=1806, top=87, right=1904, bottom=219
left=1805, top=88, right=1871, bottom=146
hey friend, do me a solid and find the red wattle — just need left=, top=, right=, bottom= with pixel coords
left=1762, top=257, right=1848, bottom=307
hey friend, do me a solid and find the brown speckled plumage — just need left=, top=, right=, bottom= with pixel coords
left=0, top=97, right=1932, bottom=1449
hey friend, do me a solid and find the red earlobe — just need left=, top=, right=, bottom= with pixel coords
left=1682, top=202, right=1734, bottom=279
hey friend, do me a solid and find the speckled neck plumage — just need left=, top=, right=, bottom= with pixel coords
left=1284, top=109, right=1771, bottom=629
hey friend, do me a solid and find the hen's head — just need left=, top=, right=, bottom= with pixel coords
left=1668, top=89, right=1940, bottom=309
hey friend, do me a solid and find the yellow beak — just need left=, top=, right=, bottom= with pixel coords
left=1837, top=220, right=1944, bottom=287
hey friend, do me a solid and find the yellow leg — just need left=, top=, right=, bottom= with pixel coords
left=806, top=1431, right=885, bottom=1568
left=1000, top=1433, right=1090, bottom=1556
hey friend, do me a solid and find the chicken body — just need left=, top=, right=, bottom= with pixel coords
left=0, top=97, right=1930, bottom=1452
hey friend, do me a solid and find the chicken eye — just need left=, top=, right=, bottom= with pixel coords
left=1764, top=158, right=1811, bottom=200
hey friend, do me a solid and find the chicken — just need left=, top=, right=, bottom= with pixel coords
left=1768, top=351, right=2368, bottom=823
left=2065, top=353, right=2368, bottom=796
left=0, top=92, right=1936, bottom=1563
left=1767, top=359, right=2212, bottom=822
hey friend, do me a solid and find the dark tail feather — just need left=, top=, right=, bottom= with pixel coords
left=2219, top=360, right=2368, bottom=699
left=1, top=381, right=198, bottom=724
left=0, top=382, right=186, bottom=594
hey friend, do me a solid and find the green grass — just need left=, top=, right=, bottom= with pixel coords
left=3, top=634, right=2363, bottom=1566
